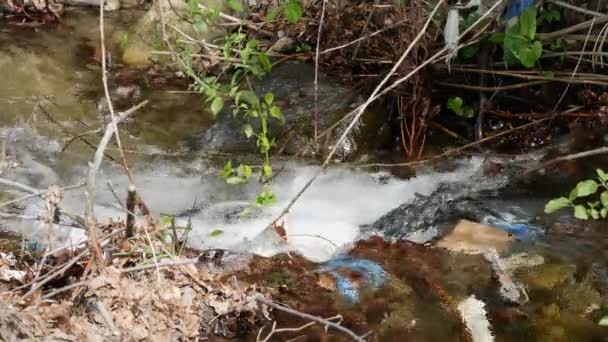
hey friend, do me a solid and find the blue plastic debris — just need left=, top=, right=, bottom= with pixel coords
left=316, top=257, right=387, bottom=303
left=482, top=214, right=543, bottom=240
left=503, top=0, right=535, bottom=21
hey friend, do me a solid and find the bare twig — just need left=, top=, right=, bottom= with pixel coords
left=0, top=183, right=83, bottom=209
left=42, top=257, right=199, bottom=299
left=85, top=100, right=148, bottom=266
left=22, top=248, right=89, bottom=299
left=257, top=316, right=344, bottom=342
left=125, top=185, right=136, bottom=238
left=437, top=80, right=548, bottom=91
left=142, top=223, right=162, bottom=284
left=553, top=18, right=595, bottom=111
left=537, top=15, right=608, bottom=41
left=320, top=19, right=409, bottom=55
left=313, top=0, right=327, bottom=145
left=99, top=0, right=135, bottom=185
left=257, top=321, right=317, bottom=342
left=94, top=300, right=119, bottom=336
left=351, top=0, right=378, bottom=60
left=523, top=146, right=608, bottom=176
left=546, top=0, right=604, bottom=17
left=0, top=178, right=41, bottom=194
left=359, top=115, right=556, bottom=168
left=255, top=296, right=366, bottom=342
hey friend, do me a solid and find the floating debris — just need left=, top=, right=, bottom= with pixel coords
left=457, top=295, right=494, bottom=342
left=436, top=219, right=513, bottom=254
left=483, top=249, right=529, bottom=304
left=316, top=257, right=387, bottom=303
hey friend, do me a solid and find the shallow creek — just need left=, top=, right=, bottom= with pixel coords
left=1, top=9, right=607, bottom=341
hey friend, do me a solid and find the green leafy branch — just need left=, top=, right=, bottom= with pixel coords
left=266, top=0, right=303, bottom=24
left=179, top=13, right=289, bottom=207
left=491, top=7, right=543, bottom=68
left=545, top=169, right=608, bottom=220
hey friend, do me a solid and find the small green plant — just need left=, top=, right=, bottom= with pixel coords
left=537, top=3, right=561, bottom=26
left=284, top=0, right=303, bottom=24
left=491, top=7, right=543, bottom=68
left=545, top=169, right=608, bottom=220
left=296, top=43, right=312, bottom=53
left=265, top=0, right=303, bottom=24
left=179, top=11, right=289, bottom=208
left=186, top=0, right=220, bottom=33
left=447, top=96, right=475, bottom=118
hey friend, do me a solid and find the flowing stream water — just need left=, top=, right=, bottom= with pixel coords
left=1, top=9, right=607, bottom=341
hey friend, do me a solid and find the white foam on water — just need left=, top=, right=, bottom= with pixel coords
left=3, top=125, right=485, bottom=261
left=53, top=158, right=483, bottom=262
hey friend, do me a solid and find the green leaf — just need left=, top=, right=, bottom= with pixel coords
left=236, top=90, right=260, bottom=106
left=266, top=6, right=280, bottom=21
left=545, top=197, right=570, bottom=213
left=160, top=215, right=173, bottom=226
left=220, top=161, right=233, bottom=179
left=270, top=106, right=284, bottom=122
left=447, top=96, right=463, bottom=113
left=208, top=229, right=224, bottom=237
left=226, top=176, right=246, bottom=185
left=264, top=93, right=274, bottom=105
left=590, top=208, right=600, bottom=219
left=462, top=106, right=475, bottom=118
left=600, top=315, right=608, bottom=326
left=258, top=52, right=272, bottom=72
left=226, top=0, right=242, bottom=12
left=490, top=32, right=505, bottom=43
left=256, top=189, right=276, bottom=206
left=284, top=0, right=302, bottom=24
left=259, top=135, right=271, bottom=153
left=237, top=164, right=252, bottom=178
left=573, top=180, right=599, bottom=198
left=263, top=164, right=272, bottom=178
left=210, top=97, right=224, bottom=116
left=574, top=205, right=589, bottom=220
left=242, top=124, right=254, bottom=138
left=246, top=39, right=260, bottom=49
left=601, top=208, right=607, bottom=218
left=601, top=191, right=608, bottom=208
left=519, top=7, right=537, bottom=40
left=597, top=169, right=608, bottom=182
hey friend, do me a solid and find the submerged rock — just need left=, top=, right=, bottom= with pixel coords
left=188, top=61, right=389, bottom=161
left=118, top=0, right=241, bottom=66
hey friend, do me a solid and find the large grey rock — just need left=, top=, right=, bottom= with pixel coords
left=190, top=61, right=390, bottom=161
left=119, top=0, right=246, bottom=66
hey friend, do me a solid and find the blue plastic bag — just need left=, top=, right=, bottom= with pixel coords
left=503, top=0, right=535, bottom=21
left=317, top=257, right=387, bottom=303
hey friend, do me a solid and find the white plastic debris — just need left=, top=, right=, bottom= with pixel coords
left=483, top=249, right=529, bottom=304
left=457, top=295, right=494, bottom=342
left=444, top=7, right=461, bottom=64
left=0, top=269, right=26, bottom=283
left=444, top=0, right=484, bottom=65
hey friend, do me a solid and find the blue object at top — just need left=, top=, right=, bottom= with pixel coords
left=503, top=0, right=535, bottom=21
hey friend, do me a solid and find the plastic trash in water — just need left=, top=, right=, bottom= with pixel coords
left=316, top=257, right=387, bottom=303
left=481, top=211, right=543, bottom=241
left=503, top=0, right=535, bottom=21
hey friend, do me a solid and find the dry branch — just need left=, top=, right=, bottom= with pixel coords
left=85, top=100, right=148, bottom=266
left=255, top=296, right=367, bottom=342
